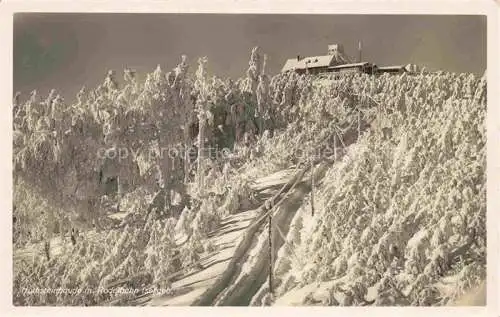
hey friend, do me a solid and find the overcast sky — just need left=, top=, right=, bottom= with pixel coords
left=14, top=14, right=486, bottom=101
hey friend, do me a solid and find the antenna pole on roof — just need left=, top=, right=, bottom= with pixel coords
left=358, top=41, right=362, bottom=63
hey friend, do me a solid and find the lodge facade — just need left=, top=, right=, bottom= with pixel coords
left=281, top=44, right=417, bottom=76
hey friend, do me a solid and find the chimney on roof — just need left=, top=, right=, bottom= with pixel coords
left=297, top=55, right=301, bottom=61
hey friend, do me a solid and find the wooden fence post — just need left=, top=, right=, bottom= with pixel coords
left=268, top=214, right=273, bottom=297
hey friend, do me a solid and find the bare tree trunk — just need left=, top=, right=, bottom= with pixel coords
left=59, top=222, right=63, bottom=243
left=59, top=216, right=65, bottom=244
left=45, top=204, right=55, bottom=260
left=159, top=134, right=172, bottom=213
left=184, top=127, right=192, bottom=183
left=197, top=118, right=206, bottom=192
left=44, top=240, right=50, bottom=261
left=116, top=175, right=121, bottom=213
left=89, top=198, right=102, bottom=232
left=258, top=116, right=265, bottom=136
left=357, top=109, right=361, bottom=139
left=57, top=191, right=65, bottom=243
left=333, top=134, right=338, bottom=161
left=47, top=208, right=55, bottom=241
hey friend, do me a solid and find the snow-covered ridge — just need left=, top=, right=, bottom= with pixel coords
left=13, top=55, right=486, bottom=306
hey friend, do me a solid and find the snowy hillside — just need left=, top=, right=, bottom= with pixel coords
left=13, top=47, right=486, bottom=306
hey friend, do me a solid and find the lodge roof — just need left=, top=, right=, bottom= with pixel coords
left=281, top=55, right=337, bottom=72
left=377, top=65, right=406, bottom=71
left=328, top=62, right=371, bottom=70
